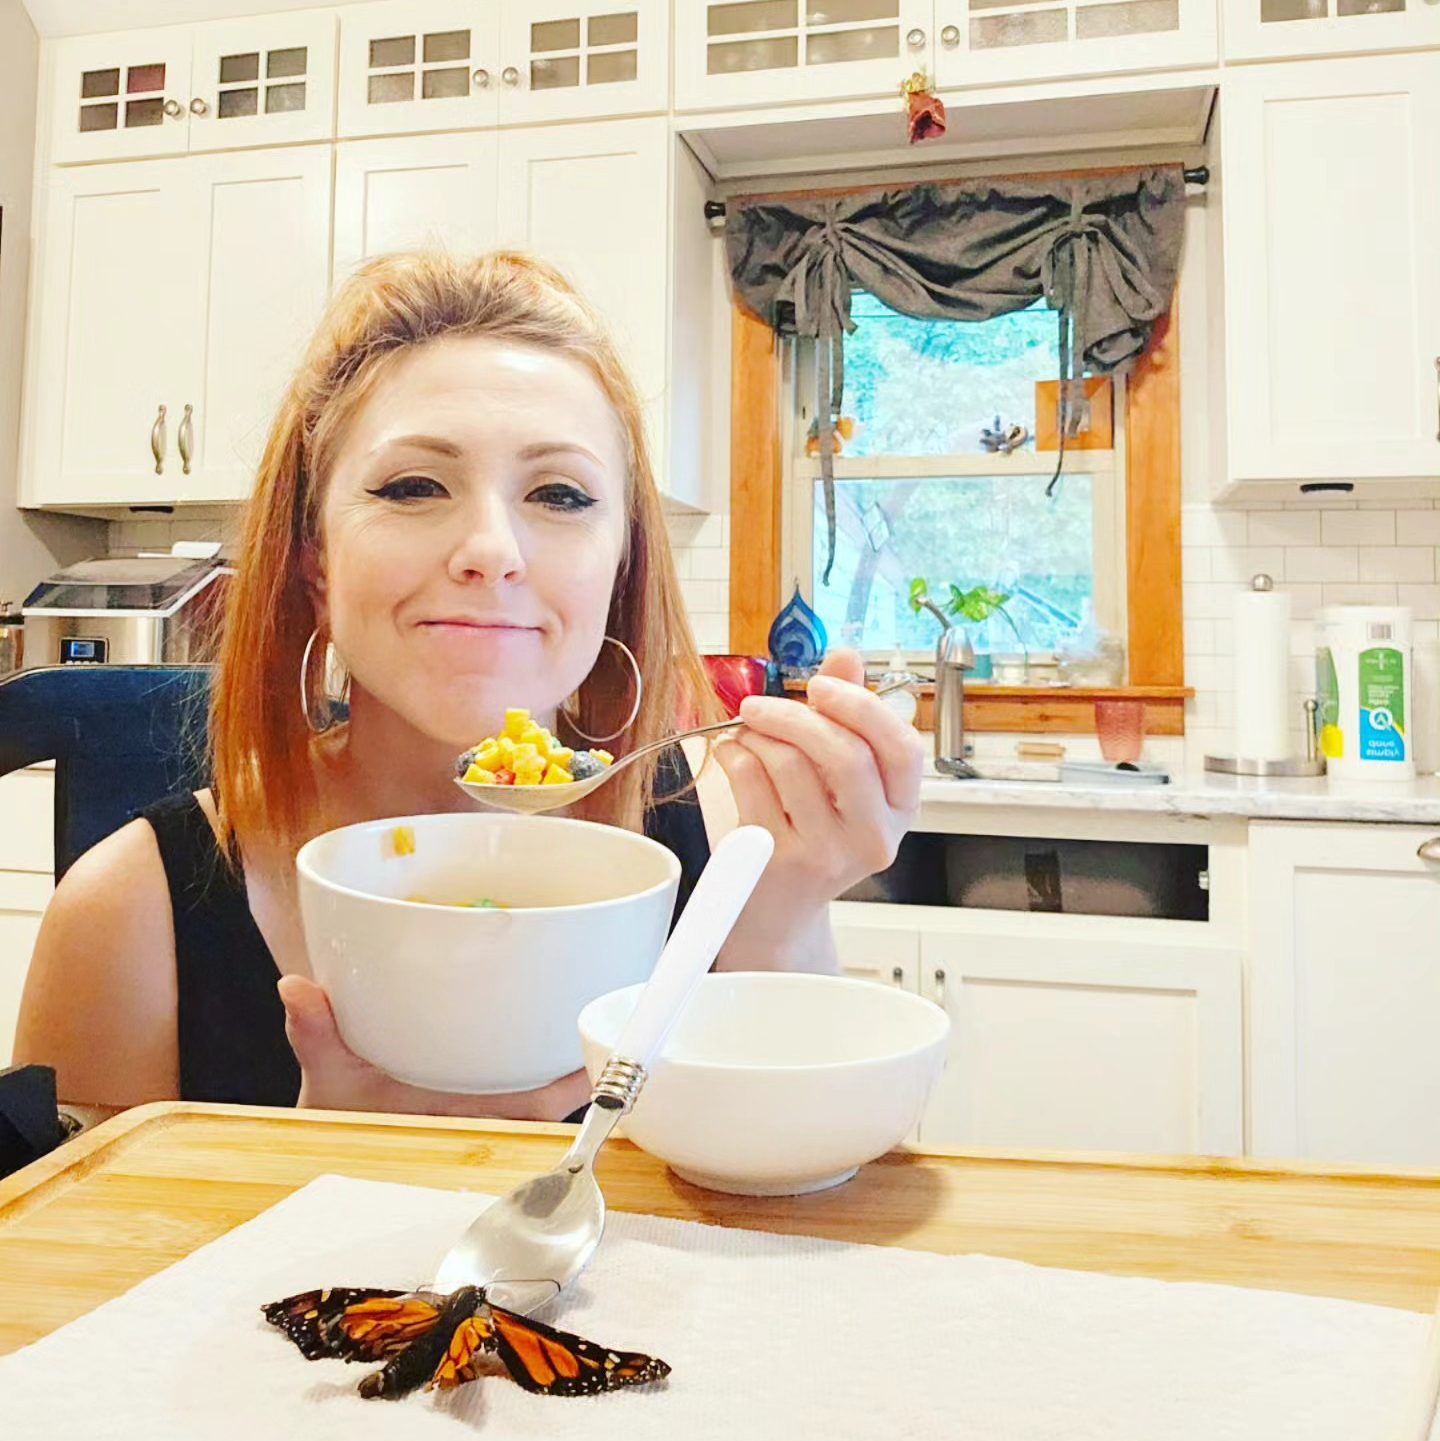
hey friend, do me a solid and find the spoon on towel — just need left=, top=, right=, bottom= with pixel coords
left=453, top=675, right=920, bottom=815
left=429, top=824, right=776, bottom=1310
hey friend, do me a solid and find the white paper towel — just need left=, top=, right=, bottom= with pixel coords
left=0, top=1173, right=1432, bottom=1440
left=1233, top=581, right=1293, bottom=761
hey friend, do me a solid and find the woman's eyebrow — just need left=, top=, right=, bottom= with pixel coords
left=517, top=441, right=603, bottom=466
left=373, top=433, right=463, bottom=458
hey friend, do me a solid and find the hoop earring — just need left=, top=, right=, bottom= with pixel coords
left=561, top=635, right=643, bottom=745
left=300, top=628, right=351, bottom=735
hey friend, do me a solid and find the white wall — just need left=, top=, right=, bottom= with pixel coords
left=0, top=0, right=101, bottom=607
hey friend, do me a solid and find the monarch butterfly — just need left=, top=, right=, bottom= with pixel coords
left=262, top=1284, right=671, bottom=1401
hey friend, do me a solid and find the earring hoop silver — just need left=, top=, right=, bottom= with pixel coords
left=300, top=627, right=351, bottom=735
left=562, top=635, right=643, bottom=745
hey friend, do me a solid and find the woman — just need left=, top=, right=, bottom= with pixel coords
left=16, top=251, right=923, bottom=1126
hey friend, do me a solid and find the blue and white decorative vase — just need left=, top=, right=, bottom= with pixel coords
left=767, top=585, right=828, bottom=680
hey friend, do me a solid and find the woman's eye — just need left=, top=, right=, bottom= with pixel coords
left=529, top=482, right=598, bottom=513
left=366, top=476, right=447, bottom=502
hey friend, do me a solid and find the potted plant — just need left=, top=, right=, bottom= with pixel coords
left=908, top=578, right=1026, bottom=679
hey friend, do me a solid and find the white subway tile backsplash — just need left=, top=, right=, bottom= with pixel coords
left=1246, top=509, right=1319, bottom=546
left=1398, top=585, right=1440, bottom=620
left=1358, top=546, right=1433, bottom=583
left=1285, top=546, right=1358, bottom=583
left=1279, top=583, right=1324, bottom=621
left=1397, top=510, right=1440, bottom=545
left=1181, top=505, right=1248, bottom=549
left=1321, top=510, right=1395, bottom=546
left=1210, top=546, right=1285, bottom=584
left=681, top=579, right=728, bottom=614
left=1183, top=617, right=1216, bottom=655
left=688, top=546, right=729, bottom=581
left=1182, top=548, right=1212, bottom=582
left=1319, top=582, right=1398, bottom=606
left=1182, top=582, right=1236, bottom=620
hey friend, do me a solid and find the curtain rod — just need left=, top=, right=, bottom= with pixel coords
left=703, top=165, right=1209, bottom=221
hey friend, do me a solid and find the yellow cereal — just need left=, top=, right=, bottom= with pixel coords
left=503, top=708, right=531, bottom=739
left=542, top=765, right=573, bottom=785
left=475, top=742, right=503, bottom=769
left=390, top=825, right=416, bottom=856
left=593, top=750, right=614, bottom=766
left=510, top=742, right=540, bottom=768
left=548, top=745, right=574, bottom=767
left=462, top=764, right=496, bottom=785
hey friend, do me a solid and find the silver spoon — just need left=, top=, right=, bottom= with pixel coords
left=453, top=675, right=921, bottom=814
left=430, top=824, right=776, bottom=1311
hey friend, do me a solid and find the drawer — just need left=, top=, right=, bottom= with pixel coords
left=0, top=769, right=54, bottom=874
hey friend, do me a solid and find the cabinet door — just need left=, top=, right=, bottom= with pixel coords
left=24, top=161, right=196, bottom=507
left=1222, top=56, right=1440, bottom=486
left=1249, top=821, right=1440, bottom=1168
left=50, top=28, right=192, bottom=165
left=188, top=11, right=338, bottom=151
left=497, top=0, right=668, bottom=124
left=932, top=0, right=1215, bottom=87
left=918, top=926, right=1242, bottom=1155
left=1224, top=0, right=1440, bottom=61
left=177, top=148, right=334, bottom=504
left=496, top=118, right=669, bottom=479
left=333, top=132, right=501, bottom=280
left=674, top=0, right=933, bottom=112
left=337, top=0, right=501, bottom=138
left=832, top=911, right=921, bottom=991
left=0, top=874, right=50, bottom=1070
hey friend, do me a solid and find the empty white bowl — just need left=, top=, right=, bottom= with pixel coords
left=578, top=972, right=950, bottom=1195
left=297, top=812, right=680, bottom=1094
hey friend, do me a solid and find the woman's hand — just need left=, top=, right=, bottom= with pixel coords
left=277, top=975, right=591, bottom=1120
left=711, top=648, right=924, bottom=972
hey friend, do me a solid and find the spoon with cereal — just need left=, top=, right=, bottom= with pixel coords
left=454, top=678, right=919, bottom=815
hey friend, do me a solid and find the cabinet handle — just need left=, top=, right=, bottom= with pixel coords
left=162, top=98, right=182, bottom=118
left=933, top=966, right=946, bottom=1006
left=1418, top=837, right=1440, bottom=863
left=941, top=24, right=961, bottom=46
left=189, top=97, right=209, bottom=116
left=502, top=66, right=520, bottom=87
left=891, top=965, right=904, bottom=986
left=178, top=403, right=194, bottom=476
left=471, top=67, right=491, bottom=88
left=150, top=404, right=167, bottom=475
left=906, top=27, right=927, bottom=47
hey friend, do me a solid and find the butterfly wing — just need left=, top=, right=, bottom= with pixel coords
left=426, top=1313, right=498, bottom=1391
left=488, top=1305, right=671, bottom=1397
left=261, top=1287, right=439, bottom=1363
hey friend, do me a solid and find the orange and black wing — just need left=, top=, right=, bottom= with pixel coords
left=488, top=1304, right=672, bottom=1397
left=262, top=1287, right=439, bottom=1363
left=426, top=1313, right=498, bottom=1391
left=357, top=1287, right=489, bottom=1401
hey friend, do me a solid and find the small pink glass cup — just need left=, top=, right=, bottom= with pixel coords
left=1095, top=699, right=1146, bottom=765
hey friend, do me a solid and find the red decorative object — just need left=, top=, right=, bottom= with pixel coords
left=902, top=71, right=946, bottom=144
left=702, top=654, right=768, bottom=718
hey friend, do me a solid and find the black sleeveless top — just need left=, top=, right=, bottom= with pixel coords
left=141, top=749, right=710, bottom=1108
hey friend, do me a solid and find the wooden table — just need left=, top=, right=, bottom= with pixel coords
left=5, top=1100, right=1440, bottom=1357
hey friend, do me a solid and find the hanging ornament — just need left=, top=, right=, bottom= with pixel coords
left=767, top=584, right=829, bottom=679
left=901, top=71, right=947, bottom=145
left=804, top=414, right=858, bottom=458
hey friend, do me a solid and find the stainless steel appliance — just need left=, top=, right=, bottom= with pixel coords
left=21, top=555, right=231, bottom=667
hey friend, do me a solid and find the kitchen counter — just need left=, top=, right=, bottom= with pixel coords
left=918, top=770, right=1440, bottom=824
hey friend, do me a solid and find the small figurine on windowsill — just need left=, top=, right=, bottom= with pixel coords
left=980, top=416, right=1030, bottom=455
left=805, top=415, right=858, bottom=458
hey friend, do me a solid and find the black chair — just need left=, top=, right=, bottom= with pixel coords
left=0, top=665, right=213, bottom=880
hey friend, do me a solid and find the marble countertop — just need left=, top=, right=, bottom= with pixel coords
left=917, top=769, right=1440, bottom=824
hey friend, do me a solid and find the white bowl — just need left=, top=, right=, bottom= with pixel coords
left=297, top=812, right=680, bottom=1094
left=578, top=972, right=950, bottom=1195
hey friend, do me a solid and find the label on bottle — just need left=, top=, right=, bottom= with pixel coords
left=1357, top=646, right=1406, bottom=762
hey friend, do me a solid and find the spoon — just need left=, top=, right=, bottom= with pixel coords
left=429, top=824, right=776, bottom=1309
left=454, top=675, right=921, bottom=814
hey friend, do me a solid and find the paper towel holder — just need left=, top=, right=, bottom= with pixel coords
left=1205, top=696, right=1327, bottom=777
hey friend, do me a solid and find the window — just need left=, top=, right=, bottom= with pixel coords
left=783, top=294, right=1126, bottom=667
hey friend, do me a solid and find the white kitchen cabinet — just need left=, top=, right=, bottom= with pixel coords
left=832, top=911, right=922, bottom=991
left=1224, top=0, right=1440, bottom=62
left=916, top=917, right=1243, bottom=1155
left=1219, top=56, right=1440, bottom=496
left=1249, top=820, right=1440, bottom=1168
left=337, top=0, right=501, bottom=139
left=49, top=15, right=337, bottom=165
left=23, top=147, right=333, bottom=508
left=932, top=0, right=1215, bottom=88
left=496, top=0, right=669, bottom=125
left=675, top=0, right=934, bottom=112
left=333, top=133, right=501, bottom=279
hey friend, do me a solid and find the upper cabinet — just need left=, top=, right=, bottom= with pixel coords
left=336, top=0, right=667, bottom=138
left=49, top=13, right=338, bottom=164
left=1219, top=55, right=1440, bottom=495
left=1223, top=0, right=1440, bottom=62
left=932, top=0, right=1216, bottom=87
left=675, top=0, right=935, bottom=110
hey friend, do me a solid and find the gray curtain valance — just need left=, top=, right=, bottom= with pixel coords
left=724, top=167, right=1186, bottom=583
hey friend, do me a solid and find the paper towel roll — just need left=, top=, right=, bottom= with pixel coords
left=1232, top=578, right=1292, bottom=761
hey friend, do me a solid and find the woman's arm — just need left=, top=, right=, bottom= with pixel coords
left=12, top=820, right=181, bottom=1110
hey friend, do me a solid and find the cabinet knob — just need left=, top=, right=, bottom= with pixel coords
left=941, top=24, right=961, bottom=46
left=502, top=66, right=520, bottom=87
left=891, top=965, right=904, bottom=986
left=150, top=404, right=167, bottom=475
left=933, top=966, right=946, bottom=1006
left=1418, top=837, right=1440, bottom=863
left=178, top=403, right=194, bottom=476
left=906, top=27, right=927, bottom=48
left=162, top=98, right=182, bottom=118
left=472, top=67, right=491, bottom=88
left=189, top=97, right=209, bottom=116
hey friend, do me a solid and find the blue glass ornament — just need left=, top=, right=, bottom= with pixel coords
left=767, top=584, right=828, bottom=679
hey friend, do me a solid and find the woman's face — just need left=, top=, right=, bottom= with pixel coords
left=313, top=336, right=629, bottom=747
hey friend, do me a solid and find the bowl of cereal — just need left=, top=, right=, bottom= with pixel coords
left=296, top=812, right=681, bottom=1094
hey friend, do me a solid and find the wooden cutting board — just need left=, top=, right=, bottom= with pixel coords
left=4, top=1100, right=1440, bottom=1357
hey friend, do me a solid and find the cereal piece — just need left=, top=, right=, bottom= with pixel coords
left=542, top=765, right=573, bottom=785
left=548, top=745, right=575, bottom=768
left=492, top=767, right=516, bottom=786
left=390, top=825, right=416, bottom=856
left=503, top=708, right=531, bottom=739
left=475, top=741, right=504, bottom=770
left=510, top=742, right=540, bottom=768
left=593, top=750, right=614, bottom=766
left=463, top=764, right=496, bottom=785
left=568, top=752, right=603, bottom=780
left=454, top=748, right=478, bottom=779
